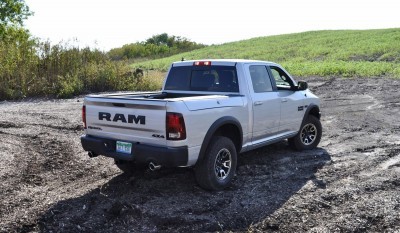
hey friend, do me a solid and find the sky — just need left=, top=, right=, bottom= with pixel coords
left=24, top=0, right=400, bottom=51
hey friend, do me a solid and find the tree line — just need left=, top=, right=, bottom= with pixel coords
left=107, top=33, right=205, bottom=60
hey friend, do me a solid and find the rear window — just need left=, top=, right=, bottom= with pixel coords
left=164, top=65, right=239, bottom=92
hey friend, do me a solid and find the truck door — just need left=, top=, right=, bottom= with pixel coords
left=245, top=64, right=281, bottom=143
left=268, top=66, right=305, bottom=133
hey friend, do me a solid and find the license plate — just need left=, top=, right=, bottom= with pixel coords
left=116, top=141, right=132, bottom=154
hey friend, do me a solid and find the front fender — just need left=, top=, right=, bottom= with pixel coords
left=301, top=104, right=321, bottom=127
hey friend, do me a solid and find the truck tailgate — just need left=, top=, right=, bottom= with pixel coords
left=84, top=97, right=167, bottom=146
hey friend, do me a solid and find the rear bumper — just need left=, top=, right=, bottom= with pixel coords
left=80, top=135, right=188, bottom=167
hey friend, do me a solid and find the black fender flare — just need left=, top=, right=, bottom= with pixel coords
left=197, top=116, right=243, bottom=164
left=300, top=104, right=321, bottom=128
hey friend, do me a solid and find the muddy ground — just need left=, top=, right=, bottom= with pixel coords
left=0, top=77, right=399, bottom=233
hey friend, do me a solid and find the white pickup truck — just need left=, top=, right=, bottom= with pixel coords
left=81, top=59, right=322, bottom=190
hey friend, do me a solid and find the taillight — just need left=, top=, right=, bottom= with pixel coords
left=82, top=105, right=87, bottom=129
left=193, top=61, right=211, bottom=66
left=166, top=112, right=186, bottom=140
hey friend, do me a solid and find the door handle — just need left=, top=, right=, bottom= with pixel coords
left=281, top=98, right=288, bottom=102
left=254, top=101, right=263, bottom=106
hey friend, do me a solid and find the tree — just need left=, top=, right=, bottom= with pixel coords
left=145, top=33, right=169, bottom=46
left=0, top=0, right=31, bottom=25
left=0, top=0, right=32, bottom=37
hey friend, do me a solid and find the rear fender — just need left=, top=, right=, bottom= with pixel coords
left=196, top=117, right=243, bottom=164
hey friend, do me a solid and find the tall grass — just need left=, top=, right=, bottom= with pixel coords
left=0, top=37, right=164, bottom=100
left=124, top=70, right=165, bottom=92
left=133, top=29, right=400, bottom=78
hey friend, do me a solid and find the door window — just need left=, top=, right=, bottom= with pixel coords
left=270, top=66, right=293, bottom=89
left=249, top=65, right=273, bottom=93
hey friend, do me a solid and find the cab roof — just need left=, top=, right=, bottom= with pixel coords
left=172, top=59, right=279, bottom=67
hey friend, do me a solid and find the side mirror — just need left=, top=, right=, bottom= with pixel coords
left=297, top=81, right=308, bottom=91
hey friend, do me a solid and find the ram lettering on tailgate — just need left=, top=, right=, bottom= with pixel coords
left=98, top=112, right=146, bottom=125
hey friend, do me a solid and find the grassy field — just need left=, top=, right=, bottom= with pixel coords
left=133, top=29, right=400, bottom=77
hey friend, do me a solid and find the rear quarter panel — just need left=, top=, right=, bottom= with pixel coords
left=165, top=96, right=249, bottom=165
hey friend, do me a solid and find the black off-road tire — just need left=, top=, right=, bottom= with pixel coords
left=195, top=136, right=237, bottom=191
left=288, top=115, right=322, bottom=151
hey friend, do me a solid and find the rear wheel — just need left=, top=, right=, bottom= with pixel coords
left=195, top=136, right=237, bottom=191
left=289, top=115, right=322, bottom=151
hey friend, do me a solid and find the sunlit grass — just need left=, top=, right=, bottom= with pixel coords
left=133, top=29, right=400, bottom=78
left=133, top=70, right=165, bottom=91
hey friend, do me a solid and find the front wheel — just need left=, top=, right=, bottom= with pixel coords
left=288, top=115, right=322, bottom=151
left=195, top=136, right=237, bottom=191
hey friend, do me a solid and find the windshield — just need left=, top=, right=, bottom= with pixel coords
left=164, top=65, right=239, bottom=92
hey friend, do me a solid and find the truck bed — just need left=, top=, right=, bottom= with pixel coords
left=87, top=91, right=217, bottom=100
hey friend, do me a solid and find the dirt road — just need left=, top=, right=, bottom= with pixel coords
left=0, top=77, right=399, bottom=232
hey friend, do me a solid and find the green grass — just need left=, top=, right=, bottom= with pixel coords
left=132, top=29, right=400, bottom=77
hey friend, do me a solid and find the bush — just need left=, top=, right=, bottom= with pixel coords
left=56, top=74, right=83, bottom=98
left=107, top=33, right=206, bottom=61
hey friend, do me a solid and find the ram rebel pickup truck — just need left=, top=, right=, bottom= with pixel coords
left=81, top=59, right=322, bottom=190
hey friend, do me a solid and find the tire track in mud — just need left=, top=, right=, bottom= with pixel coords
left=0, top=110, right=91, bottom=232
left=0, top=119, right=80, bottom=178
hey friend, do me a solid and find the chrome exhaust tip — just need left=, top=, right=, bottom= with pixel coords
left=149, top=162, right=161, bottom=171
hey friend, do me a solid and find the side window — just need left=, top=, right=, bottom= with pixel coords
left=249, top=65, right=273, bottom=93
left=270, top=66, right=292, bottom=88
